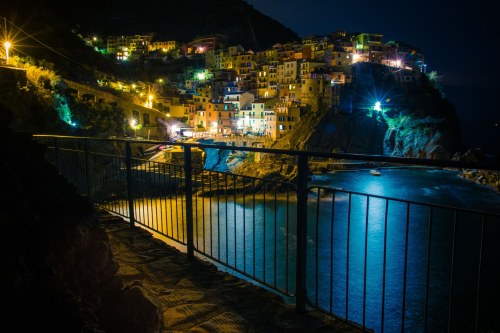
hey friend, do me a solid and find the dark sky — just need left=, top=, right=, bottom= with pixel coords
left=246, top=0, right=499, bottom=152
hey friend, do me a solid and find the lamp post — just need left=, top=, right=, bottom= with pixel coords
left=4, top=41, right=11, bottom=65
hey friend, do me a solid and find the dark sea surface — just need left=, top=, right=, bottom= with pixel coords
left=137, top=168, right=499, bottom=332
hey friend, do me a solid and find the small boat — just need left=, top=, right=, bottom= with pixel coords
left=370, top=169, right=381, bottom=176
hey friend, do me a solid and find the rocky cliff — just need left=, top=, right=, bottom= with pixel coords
left=276, top=63, right=464, bottom=159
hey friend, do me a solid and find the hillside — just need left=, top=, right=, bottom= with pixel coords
left=2, top=0, right=298, bottom=52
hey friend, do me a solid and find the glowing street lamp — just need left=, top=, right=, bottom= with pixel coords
left=170, top=125, right=179, bottom=137
left=4, top=41, right=11, bottom=65
left=148, top=94, right=154, bottom=108
left=374, top=101, right=382, bottom=111
left=352, top=53, right=360, bottom=64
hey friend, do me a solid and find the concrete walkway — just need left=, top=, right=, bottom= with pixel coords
left=99, top=211, right=367, bottom=333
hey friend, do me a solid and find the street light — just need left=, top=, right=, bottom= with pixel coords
left=4, top=41, right=11, bottom=65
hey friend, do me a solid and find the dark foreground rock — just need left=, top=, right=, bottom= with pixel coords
left=0, top=102, right=160, bottom=332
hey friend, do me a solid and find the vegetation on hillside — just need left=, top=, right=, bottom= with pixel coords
left=1, top=56, right=128, bottom=137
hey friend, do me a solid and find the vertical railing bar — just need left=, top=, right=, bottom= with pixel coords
left=243, top=176, right=247, bottom=274
left=175, top=165, right=180, bottom=241
left=225, top=173, right=229, bottom=264
left=448, top=210, right=458, bottom=333
left=315, top=188, right=321, bottom=306
left=424, top=206, right=434, bottom=333
left=152, top=162, right=158, bottom=231
left=155, top=163, right=160, bottom=231
left=346, top=192, right=352, bottom=320
left=330, top=190, right=336, bottom=314
left=180, top=165, right=185, bottom=243
left=54, top=137, right=60, bottom=171
left=184, top=146, right=194, bottom=259
left=137, top=159, right=143, bottom=226
left=363, top=196, right=370, bottom=330
left=217, top=172, right=221, bottom=260
left=158, top=163, right=163, bottom=233
left=274, top=181, right=277, bottom=288
left=381, top=199, right=389, bottom=333
left=253, top=178, right=256, bottom=278
left=234, top=174, right=237, bottom=268
left=140, top=160, right=145, bottom=226
left=209, top=171, right=213, bottom=257
left=146, top=161, right=151, bottom=228
left=474, top=215, right=485, bottom=333
left=169, top=164, right=174, bottom=238
left=202, top=170, right=206, bottom=253
left=125, top=141, right=135, bottom=227
left=193, top=168, right=200, bottom=248
left=296, top=155, right=308, bottom=312
left=286, top=187, right=290, bottom=294
left=160, top=164, right=165, bottom=235
left=401, top=202, right=411, bottom=332
left=263, top=182, right=267, bottom=283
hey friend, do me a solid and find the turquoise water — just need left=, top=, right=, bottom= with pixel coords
left=127, top=168, right=500, bottom=332
left=310, top=168, right=500, bottom=214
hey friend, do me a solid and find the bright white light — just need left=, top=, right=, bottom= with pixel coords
left=130, top=119, right=137, bottom=127
left=396, top=60, right=401, bottom=68
left=197, top=72, right=205, bottom=80
left=353, top=53, right=360, bottom=63
left=171, top=125, right=179, bottom=135
left=374, top=101, right=382, bottom=111
left=212, top=121, right=218, bottom=128
left=4, top=41, right=11, bottom=64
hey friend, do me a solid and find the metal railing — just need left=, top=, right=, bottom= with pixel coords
left=34, top=135, right=500, bottom=333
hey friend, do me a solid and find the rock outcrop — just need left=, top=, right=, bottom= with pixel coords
left=261, top=63, right=463, bottom=160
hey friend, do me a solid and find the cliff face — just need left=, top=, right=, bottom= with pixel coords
left=278, top=63, right=464, bottom=159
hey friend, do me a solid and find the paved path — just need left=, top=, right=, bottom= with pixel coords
left=99, top=211, right=367, bottom=333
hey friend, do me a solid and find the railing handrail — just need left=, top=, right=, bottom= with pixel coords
left=33, top=135, right=500, bottom=171
left=35, top=134, right=500, bottom=332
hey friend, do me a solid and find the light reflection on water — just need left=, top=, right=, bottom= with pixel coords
left=105, top=168, right=500, bottom=332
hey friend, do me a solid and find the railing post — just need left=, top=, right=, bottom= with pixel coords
left=125, top=141, right=135, bottom=228
left=296, top=154, right=309, bottom=312
left=184, top=145, right=194, bottom=260
left=54, top=137, right=60, bottom=171
left=83, top=138, right=92, bottom=201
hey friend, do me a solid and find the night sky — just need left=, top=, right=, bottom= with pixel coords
left=246, top=0, right=499, bottom=153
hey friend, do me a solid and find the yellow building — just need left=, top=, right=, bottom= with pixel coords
left=300, top=72, right=332, bottom=112
left=149, top=40, right=177, bottom=53
left=277, top=60, right=298, bottom=84
left=266, top=101, right=302, bottom=140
